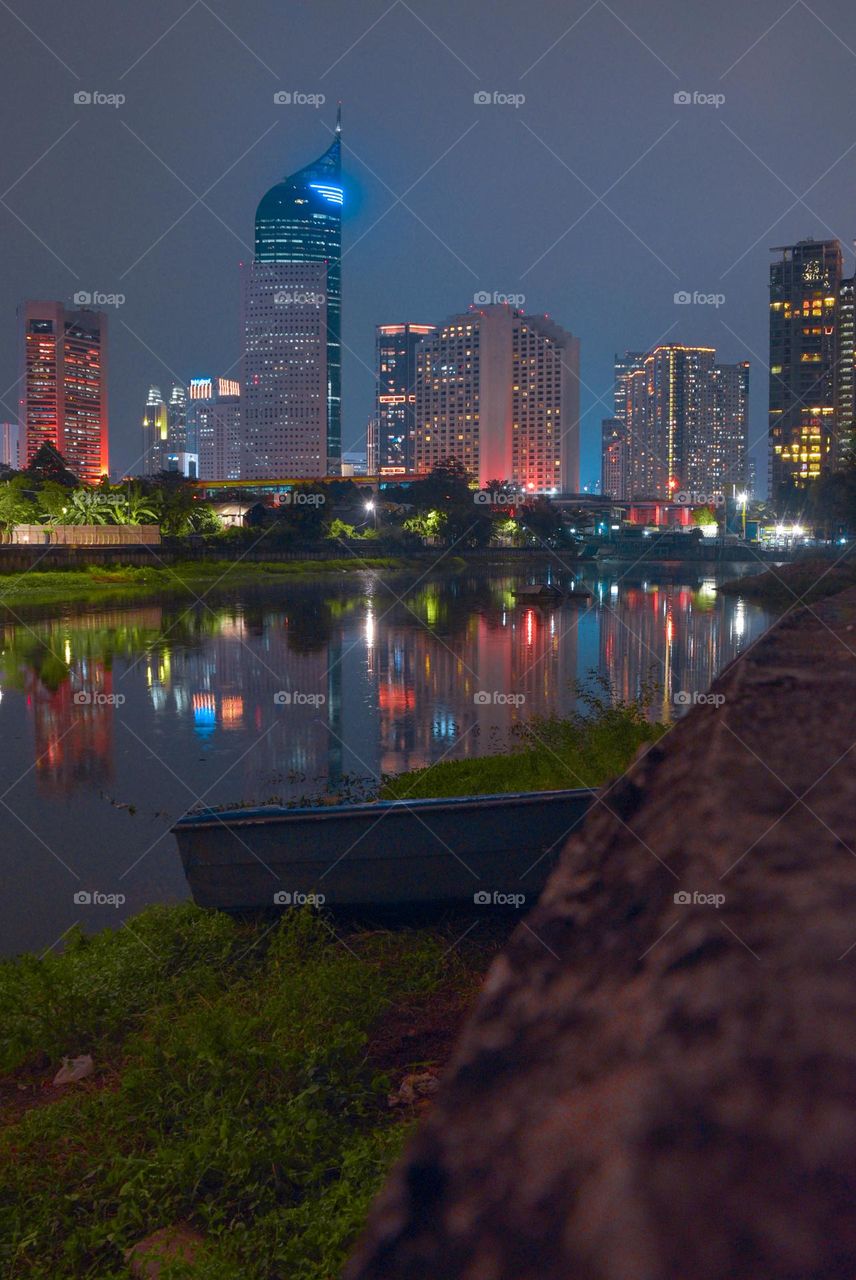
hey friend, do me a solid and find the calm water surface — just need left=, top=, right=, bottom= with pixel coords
left=0, top=564, right=776, bottom=954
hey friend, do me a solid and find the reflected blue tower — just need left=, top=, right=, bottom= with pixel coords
left=254, top=107, right=342, bottom=473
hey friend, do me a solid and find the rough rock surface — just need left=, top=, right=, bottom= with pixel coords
left=346, top=588, right=856, bottom=1280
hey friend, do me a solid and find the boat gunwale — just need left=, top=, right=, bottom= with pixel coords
left=172, top=786, right=596, bottom=833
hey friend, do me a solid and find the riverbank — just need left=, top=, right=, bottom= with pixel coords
left=0, top=557, right=446, bottom=609
left=718, top=554, right=856, bottom=606
left=0, top=906, right=505, bottom=1279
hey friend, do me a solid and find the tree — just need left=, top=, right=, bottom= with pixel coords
left=112, top=486, right=159, bottom=526
left=23, top=443, right=79, bottom=488
left=0, top=477, right=36, bottom=541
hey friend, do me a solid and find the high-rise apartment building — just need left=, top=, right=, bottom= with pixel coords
left=240, top=262, right=328, bottom=478
left=615, top=345, right=747, bottom=499
left=18, top=301, right=108, bottom=483
left=253, top=111, right=342, bottom=473
left=709, top=361, right=750, bottom=494
left=375, top=323, right=436, bottom=473
left=189, top=376, right=242, bottom=480
left=837, top=271, right=855, bottom=467
left=414, top=304, right=580, bottom=491
left=769, top=239, right=843, bottom=493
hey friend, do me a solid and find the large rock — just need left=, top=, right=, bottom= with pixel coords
left=346, top=588, right=856, bottom=1280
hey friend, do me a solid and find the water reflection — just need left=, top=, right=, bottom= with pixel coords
left=0, top=567, right=776, bottom=954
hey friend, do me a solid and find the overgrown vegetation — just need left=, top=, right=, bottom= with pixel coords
left=381, top=675, right=666, bottom=800
left=0, top=906, right=495, bottom=1279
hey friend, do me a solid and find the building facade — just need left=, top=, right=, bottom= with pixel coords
left=615, top=345, right=747, bottom=500
left=189, top=376, right=242, bottom=480
left=141, top=385, right=168, bottom=475
left=253, top=111, right=342, bottom=473
left=240, top=261, right=328, bottom=478
left=709, top=361, right=750, bottom=494
left=601, top=417, right=628, bottom=499
left=18, top=301, right=108, bottom=483
left=375, top=323, right=436, bottom=473
left=769, top=239, right=843, bottom=494
left=837, top=272, right=855, bottom=467
left=0, top=422, right=21, bottom=470
left=414, top=304, right=580, bottom=492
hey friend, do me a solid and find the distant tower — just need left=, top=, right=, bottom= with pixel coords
left=18, top=300, right=109, bottom=482
left=142, top=386, right=168, bottom=475
left=251, top=107, right=342, bottom=474
left=601, top=418, right=628, bottom=499
left=189, top=376, right=242, bottom=480
left=375, top=323, right=436, bottom=473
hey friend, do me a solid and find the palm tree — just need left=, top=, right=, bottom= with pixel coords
left=61, top=488, right=118, bottom=526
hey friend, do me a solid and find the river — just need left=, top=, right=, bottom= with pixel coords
left=0, top=563, right=777, bottom=955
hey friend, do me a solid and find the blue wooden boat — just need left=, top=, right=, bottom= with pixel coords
left=172, top=788, right=596, bottom=912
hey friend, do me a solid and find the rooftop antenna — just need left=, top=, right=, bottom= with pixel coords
left=336, top=102, right=342, bottom=134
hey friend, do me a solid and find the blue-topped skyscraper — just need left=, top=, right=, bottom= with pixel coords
left=252, top=107, right=342, bottom=474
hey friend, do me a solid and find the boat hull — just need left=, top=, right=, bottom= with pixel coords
left=172, top=788, right=595, bottom=912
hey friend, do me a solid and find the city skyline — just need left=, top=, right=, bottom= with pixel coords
left=4, top=0, right=856, bottom=492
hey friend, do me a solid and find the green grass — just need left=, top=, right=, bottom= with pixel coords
left=0, top=905, right=492, bottom=1279
left=718, top=556, right=856, bottom=607
left=381, top=679, right=667, bottom=800
left=0, top=558, right=411, bottom=608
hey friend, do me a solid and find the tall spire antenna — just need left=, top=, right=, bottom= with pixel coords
left=336, top=101, right=342, bottom=134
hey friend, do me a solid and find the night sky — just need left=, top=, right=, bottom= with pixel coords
left=3, top=0, right=856, bottom=491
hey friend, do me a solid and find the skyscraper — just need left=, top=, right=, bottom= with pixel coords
left=253, top=109, right=342, bottom=473
left=141, top=385, right=168, bottom=475
left=617, top=345, right=746, bottom=499
left=189, top=376, right=242, bottom=480
left=375, top=324, right=436, bottom=473
left=836, top=271, right=855, bottom=467
left=769, top=239, right=843, bottom=494
left=414, top=304, right=580, bottom=492
left=601, top=418, right=628, bottom=498
left=18, top=301, right=108, bottom=483
left=709, top=361, right=750, bottom=494
left=240, top=262, right=328, bottom=477
left=0, top=422, right=21, bottom=470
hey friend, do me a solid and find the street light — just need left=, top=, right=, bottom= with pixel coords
left=364, top=499, right=377, bottom=530
left=736, top=490, right=748, bottom=539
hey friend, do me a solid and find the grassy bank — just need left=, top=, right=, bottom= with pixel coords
left=718, top=556, right=856, bottom=607
left=381, top=681, right=666, bottom=800
left=0, top=557, right=430, bottom=608
left=0, top=906, right=499, bottom=1279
